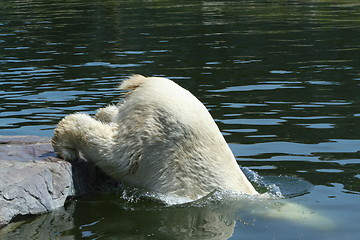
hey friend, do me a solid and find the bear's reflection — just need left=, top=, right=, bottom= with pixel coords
left=1, top=191, right=333, bottom=239
left=71, top=194, right=237, bottom=240
left=1, top=195, right=237, bottom=240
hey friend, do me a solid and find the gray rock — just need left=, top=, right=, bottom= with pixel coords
left=0, top=135, right=116, bottom=228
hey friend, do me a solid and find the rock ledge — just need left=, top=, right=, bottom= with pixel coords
left=0, top=135, right=114, bottom=227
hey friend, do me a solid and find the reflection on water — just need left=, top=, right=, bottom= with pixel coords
left=0, top=203, right=75, bottom=240
left=1, top=194, right=235, bottom=240
left=0, top=188, right=335, bottom=240
left=1, top=0, right=360, bottom=239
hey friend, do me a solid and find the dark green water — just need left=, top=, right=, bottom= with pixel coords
left=1, top=0, right=360, bottom=239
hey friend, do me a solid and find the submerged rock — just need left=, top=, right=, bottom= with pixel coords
left=0, top=135, right=115, bottom=227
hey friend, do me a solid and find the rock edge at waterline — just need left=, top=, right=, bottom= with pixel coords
left=0, top=135, right=115, bottom=227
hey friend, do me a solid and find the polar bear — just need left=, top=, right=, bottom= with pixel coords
left=52, top=75, right=258, bottom=201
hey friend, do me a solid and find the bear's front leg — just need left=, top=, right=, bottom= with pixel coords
left=52, top=113, right=116, bottom=162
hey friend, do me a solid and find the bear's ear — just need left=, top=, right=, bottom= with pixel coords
left=119, top=75, right=147, bottom=91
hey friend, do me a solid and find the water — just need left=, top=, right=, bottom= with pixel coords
left=1, top=0, right=360, bottom=239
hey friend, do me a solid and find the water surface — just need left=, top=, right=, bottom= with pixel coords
left=1, top=0, right=360, bottom=239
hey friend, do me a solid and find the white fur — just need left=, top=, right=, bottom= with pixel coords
left=52, top=75, right=258, bottom=200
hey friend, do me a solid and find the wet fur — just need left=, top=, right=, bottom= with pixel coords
left=52, top=75, right=258, bottom=200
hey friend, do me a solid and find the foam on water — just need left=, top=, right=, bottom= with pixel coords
left=114, top=170, right=334, bottom=230
left=116, top=168, right=314, bottom=206
left=116, top=185, right=194, bottom=206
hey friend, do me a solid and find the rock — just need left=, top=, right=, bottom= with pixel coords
left=0, top=135, right=116, bottom=228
